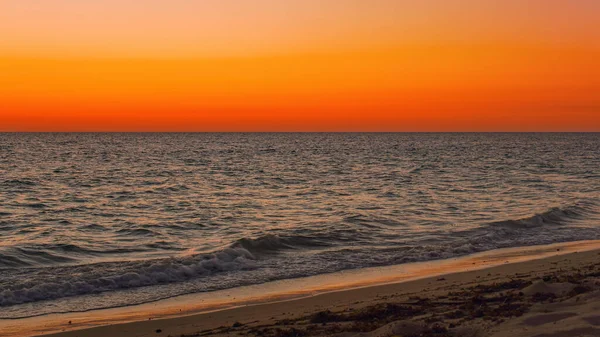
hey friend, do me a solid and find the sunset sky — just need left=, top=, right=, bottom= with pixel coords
left=1, top=0, right=599, bottom=131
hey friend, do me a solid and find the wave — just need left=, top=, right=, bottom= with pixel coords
left=115, top=228, right=161, bottom=236
left=231, top=234, right=329, bottom=255
left=1, top=179, right=38, bottom=187
left=0, top=243, right=152, bottom=268
left=487, top=203, right=594, bottom=229
left=0, top=248, right=76, bottom=268
left=440, top=202, right=600, bottom=255
left=0, top=234, right=328, bottom=306
left=0, top=247, right=256, bottom=306
left=1, top=202, right=598, bottom=310
left=21, top=203, right=48, bottom=209
left=79, top=224, right=106, bottom=231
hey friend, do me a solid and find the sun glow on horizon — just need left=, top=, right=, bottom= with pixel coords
left=1, top=0, right=599, bottom=131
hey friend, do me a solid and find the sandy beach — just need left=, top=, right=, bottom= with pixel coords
left=2, top=241, right=598, bottom=337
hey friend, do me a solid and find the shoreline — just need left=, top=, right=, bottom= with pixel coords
left=2, top=240, right=600, bottom=337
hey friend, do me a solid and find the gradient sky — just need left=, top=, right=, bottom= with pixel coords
left=1, top=0, right=599, bottom=131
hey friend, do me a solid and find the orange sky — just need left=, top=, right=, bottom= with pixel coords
left=1, top=0, right=599, bottom=131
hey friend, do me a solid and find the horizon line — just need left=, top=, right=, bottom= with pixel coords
left=1, top=131, right=598, bottom=134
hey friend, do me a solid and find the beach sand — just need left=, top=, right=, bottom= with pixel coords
left=5, top=242, right=600, bottom=337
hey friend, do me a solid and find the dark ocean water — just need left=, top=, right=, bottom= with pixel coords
left=0, top=133, right=599, bottom=318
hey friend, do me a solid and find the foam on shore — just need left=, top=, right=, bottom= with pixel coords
left=3, top=239, right=600, bottom=337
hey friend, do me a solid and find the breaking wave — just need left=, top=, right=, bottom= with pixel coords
left=2, top=201, right=599, bottom=309
left=487, top=203, right=594, bottom=229
left=0, top=247, right=256, bottom=306
left=231, top=234, right=328, bottom=254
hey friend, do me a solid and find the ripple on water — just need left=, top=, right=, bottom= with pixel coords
left=0, top=133, right=598, bottom=316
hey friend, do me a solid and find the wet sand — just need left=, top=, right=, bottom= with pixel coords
left=3, top=241, right=600, bottom=337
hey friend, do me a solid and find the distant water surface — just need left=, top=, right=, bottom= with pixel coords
left=0, top=133, right=598, bottom=318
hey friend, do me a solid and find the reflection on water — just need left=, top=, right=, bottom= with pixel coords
left=0, top=133, right=599, bottom=317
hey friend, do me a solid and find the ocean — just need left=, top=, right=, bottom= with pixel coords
left=0, top=133, right=599, bottom=319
